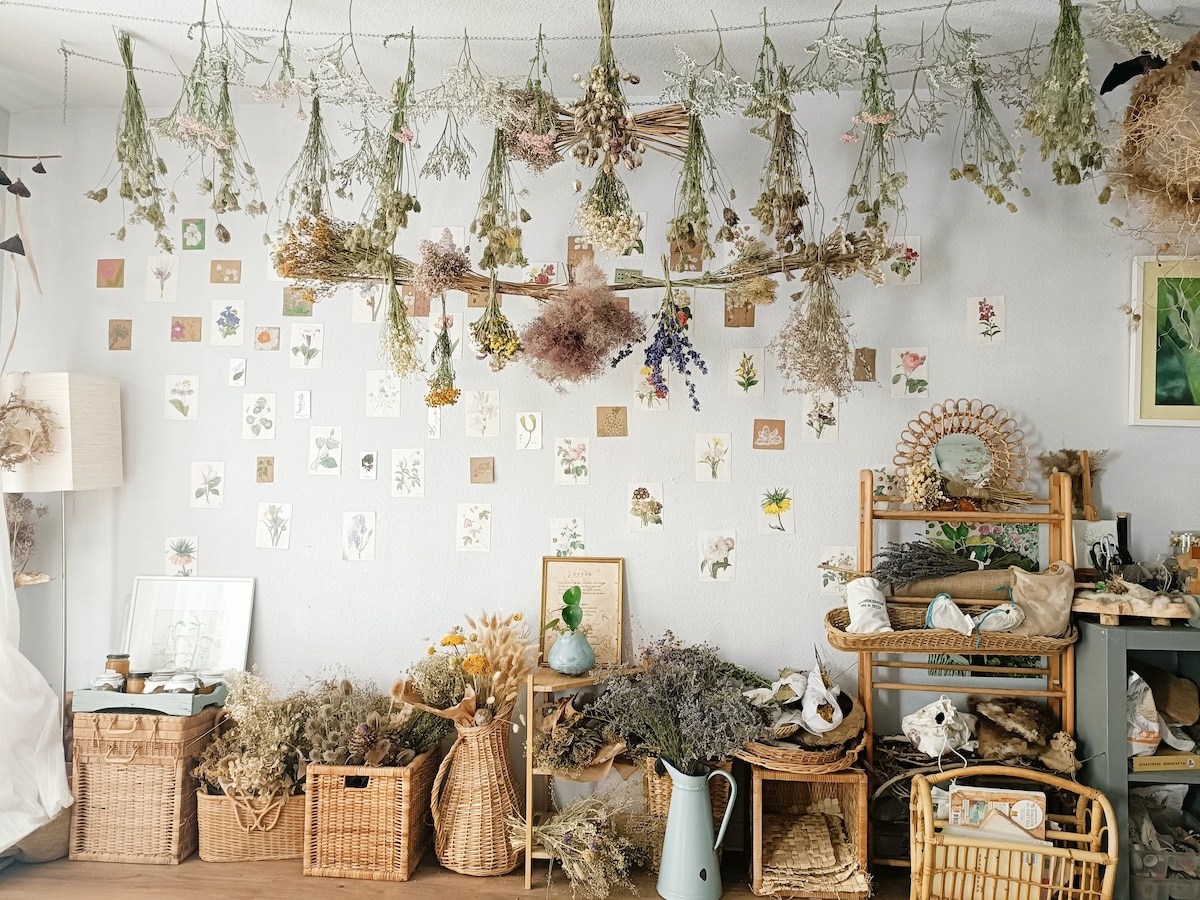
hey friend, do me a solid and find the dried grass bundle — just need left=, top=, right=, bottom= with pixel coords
left=464, top=610, right=535, bottom=714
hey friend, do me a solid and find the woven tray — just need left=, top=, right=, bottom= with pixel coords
left=197, top=791, right=304, bottom=862
left=738, top=730, right=867, bottom=775
left=824, top=605, right=1078, bottom=654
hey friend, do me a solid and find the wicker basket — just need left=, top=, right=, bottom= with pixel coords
left=197, top=790, right=305, bottom=862
left=641, top=757, right=733, bottom=825
left=738, top=729, right=867, bottom=776
left=431, top=714, right=522, bottom=876
left=304, top=749, right=439, bottom=882
left=824, top=605, right=1078, bottom=654
left=911, top=765, right=1117, bottom=900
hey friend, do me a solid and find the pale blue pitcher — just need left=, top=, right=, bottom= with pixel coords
left=656, top=759, right=737, bottom=900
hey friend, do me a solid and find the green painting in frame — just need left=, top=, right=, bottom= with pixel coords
left=1130, top=256, right=1200, bottom=426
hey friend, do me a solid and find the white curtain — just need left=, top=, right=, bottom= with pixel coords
left=0, top=499, right=72, bottom=853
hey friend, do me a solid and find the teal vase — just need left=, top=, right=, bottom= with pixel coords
left=546, top=630, right=595, bottom=675
left=657, top=759, right=737, bottom=900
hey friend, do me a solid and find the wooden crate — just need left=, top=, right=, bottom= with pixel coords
left=69, top=706, right=221, bottom=865
left=304, top=750, right=439, bottom=882
left=197, top=791, right=305, bottom=862
left=751, top=766, right=869, bottom=899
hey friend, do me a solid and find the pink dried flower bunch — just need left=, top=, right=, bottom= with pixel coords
left=520, top=265, right=646, bottom=389
left=851, top=111, right=894, bottom=126
left=413, top=230, right=471, bottom=297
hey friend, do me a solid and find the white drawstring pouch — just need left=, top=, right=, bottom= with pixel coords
left=902, top=695, right=978, bottom=759
left=973, top=601, right=1026, bottom=633
left=844, top=577, right=893, bottom=634
left=925, top=593, right=975, bottom=635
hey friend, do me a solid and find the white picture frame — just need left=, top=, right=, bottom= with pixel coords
left=124, top=576, right=254, bottom=673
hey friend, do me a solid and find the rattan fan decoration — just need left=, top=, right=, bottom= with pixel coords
left=893, top=398, right=1029, bottom=492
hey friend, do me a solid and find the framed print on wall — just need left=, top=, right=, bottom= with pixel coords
left=1130, top=256, right=1200, bottom=426
left=540, top=556, right=624, bottom=667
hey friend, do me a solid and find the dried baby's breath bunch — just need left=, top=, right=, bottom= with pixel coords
left=904, top=457, right=949, bottom=509
left=794, top=6, right=864, bottom=94
left=1089, top=0, right=1182, bottom=60
left=379, top=282, right=424, bottom=379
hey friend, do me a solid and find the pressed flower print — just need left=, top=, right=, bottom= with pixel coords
left=699, top=532, right=736, bottom=582
left=211, top=300, right=244, bottom=346
left=596, top=406, right=628, bottom=438
left=359, top=451, right=377, bottom=480
left=555, top=438, right=590, bottom=485
left=294, top=390, right=311, bottom=419
left=182, top=218, right=206, bottom=250
left=967, top=296, right=1006, bottom=344
left=108, top=319, right=132, bottom=351
left=465, top=390, right=500, bottom=437
left=456, top=503, right=491, bottom=552
left=228, top=358, right=246, bottom=386
left=391, top=449, right=425, bottom=497
left=820, top=546, right=857, bottom=598
left=695, top=433, right=732, bottom=482
left=145, top=255, right=178, bottom=301
left=282, top=285, right=314, bottom=317
left=525, top=262, right=563, bottom=285
left=802, top=391, right=840, bottom=442
left=634, top=365, right=668, bottom=411
left=469, top=457, right=495, bottom=484
left=96, top=258, right=125, bottom=288
left=884, top=236, right=921, bottom=284
left=891, top=348, right=930, bottom=397
left=628, top=482, right=664, bottom=532
left=209, top=259, right=242, bottom=284
left=256, top=502, right=291, bottom=549
left=241, top=394, right=276, bottom=439
left=256, top=456, right=275, bottom=483
left=365, top=370, right=402, bottom=417
left=729, top=349, right=764, bottom=397
left=427, top=408, right=441, bottom=439
left=165, top=536, right=198, bottom=577
left=516, top=412, right=542, bottom=450
left=165, top=376, right=198, bottom=420
left=308, top=427, right=342, bottom=475
left=352, top=284, right=388, bottom=323
left=551, top=517, right=585, bottom=557
left=253, top=326, right=280, bottom=351
left=170, top=316, right=202, bottom=343
left=189, top=461, right=223, bottom=508
left=342, top=512, right=376, bottom=561
left=752, top=419, right=785, bottom=450
left=290, top=324, right=324, bottom=368
left=758, top=487, right=795, bottom=535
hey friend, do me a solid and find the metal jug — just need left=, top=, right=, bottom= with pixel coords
left=656, top=758, right=737, bottom=900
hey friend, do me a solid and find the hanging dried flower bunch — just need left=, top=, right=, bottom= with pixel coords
left=666, top=108, right=734, bottom=267
left=273, top=214, right=412, bottom=296
left=254, top=0, right=308, bottom=107
left=275, top=87, right=337, bottom=235
left=1022, top=0, right=1105, bottom=185
left=521, top=265, right=645, bottom=389
left=577, top=168, right=642, bottom=255
left=86, top=32, right=173, bottom=252
left=472, top=130, right=530, bottom=270
left=661, top=36, right=750, bottom=120
left=469, top=272, right=522, bottom=371
left=642, top=259, right=707, bottom=411
left=794, top=5, right=864, bottom=95
left=380, top=281, right=424, bottom=379
left=416, top=33, right=505, bottom=181
left=503, top=28, right=562, bottom=173
left=723, top=239, right=779, bottom=309
left=414, top=230, right=471, bottom=298
left=1090, top=0, right=1182, bottom=61
left=426, top=296, right=460, bottom=408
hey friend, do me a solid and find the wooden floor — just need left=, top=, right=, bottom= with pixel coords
left=0, top=854, right=910, bottom=900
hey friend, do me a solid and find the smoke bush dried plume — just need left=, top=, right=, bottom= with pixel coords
left=520, top=265, right=646, bottom=389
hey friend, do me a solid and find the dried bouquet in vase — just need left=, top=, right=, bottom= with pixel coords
left=6, top=493, right=49, bottom=588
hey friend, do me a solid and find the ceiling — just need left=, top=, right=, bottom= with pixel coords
left=0, top=0, right=1193, bottom=114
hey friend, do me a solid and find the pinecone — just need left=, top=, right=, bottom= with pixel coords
left=347, top=722, right=373, bottom=762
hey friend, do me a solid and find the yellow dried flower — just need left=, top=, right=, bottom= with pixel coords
left=440, top=633, right=466, bottom=647
left=461, top=654, right=493, bottom=676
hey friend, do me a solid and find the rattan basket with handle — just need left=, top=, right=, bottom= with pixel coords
left=737, top=729, right=868, bottom=776
left=641, top=756, right=733, bottom=824
left=825, top=605, right=1078, bottom=654
left=197, top=789, right=304, bottom=862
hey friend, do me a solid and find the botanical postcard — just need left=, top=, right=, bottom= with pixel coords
left=967, top=296, right=1006, bottom=344
left=308, top=427, right=342, bottom=475
left=170, top=316, right=202, bottom=343
left=699, top=532, right=736, bottom=582
left=551, top=517, right=585, bottom=557
left=209, top=259, right=241, bottom=284
left=253, top=326, right=280, bottom=351
left=256, top=456, right=274, bottom=483
left=634, top=365, right=668, bottom=410
left=392, top=449, right=425, bottom=497
left=352, top=284, right=388, bottom=322
left=108, top=319, right=132, bottom=351
left=695, top=433, right=732, bottom=482
left=210, top=300, right=244, bottom=346
left=723, top=297, right=755, bottom=328
left=427, top=408, right=441, bottom=439
left=728, top=349, right=764, bottom=396
left=802, top=391, right=839, bottom=442
left=516, top=412, right=542, bottom=450
left=752, top=419, right=786, bottom=450
left=365, top=370, right=402, bottom=417
left=924, top=521, right=1038, bottom=565
left=628, top=482, right=664, bottom=532
left=165, top=375, right=198, bottom=421
left=623, top=211, right=647, bottom=257
left=854, top=348, right=877, bottom=383
left=293, top=390, right=311, bottom=419
left=242, top=394, right=276, bottom=439
left=456, top=503, right=491, bottom=552
left=470, top=457, right=495, bottom=484
left=465, top=390, right=500, bottom=437
left=359, top=451, right=378, bottom=480
left=884, top=236, right=921, bottom=284
left=343, top=512, right=376, bottom=561
left=401, top=283, right=430, bottom=318
left=758, top=487, right=795, bottom=535
left=290, top=323, right=324, bottom=368
left=190, top=462, right=223, bottom=508
left=439, top=307, right=465, bottom=360
left=596, top=406, right=628, bottom=438
left=256, top=503, right=291, bottom=549
left=566, top=235, right=594, bottom=283
left=145, top=255, right=178, bottom=301
left=819, top=546, right=858, bottom=598
left=1073, top=519, right=1118, bottom=571
left=526, top=262, right=563, bottom=285
left=891, top=348, right=930, bottom=398
left=182, top=218, right=206, bottom=250
left=555, top=438, right=590, bottom=485
left=228, top=358, right=246, bottom=387
left=165, top=536, right=198, bottom=577
left=96, top=258, right=125, bottom=288
left=281, top=285, right=313, bottom=317
left=669, top=238, right=704, bottom=273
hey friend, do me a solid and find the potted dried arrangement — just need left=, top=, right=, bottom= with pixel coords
left=393, top=611, right=535, bottom=875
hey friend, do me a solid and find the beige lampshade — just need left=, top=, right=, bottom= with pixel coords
left=1, top=372, right=124, bottom=492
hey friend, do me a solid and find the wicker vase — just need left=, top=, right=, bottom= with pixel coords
left=431, top=711, right=523, bottom=876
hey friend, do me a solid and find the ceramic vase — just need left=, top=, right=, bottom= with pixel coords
left=546, top=629, right=595, bottom=675
left=656, top=759, right=736, bottom=900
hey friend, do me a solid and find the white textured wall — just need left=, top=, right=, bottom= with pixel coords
left=7, top=87, right=1197, bottom=703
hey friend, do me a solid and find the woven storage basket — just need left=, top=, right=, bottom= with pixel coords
left=642, top=757, right=733, bottom=824
left=197, top=790, right=305, bottom=862
left=911, top=765, right=1117, bottom=900
left=431, top=713, right=522, bottom=876
left=304, top=749, right=439, bottom=882
left=738, top=729, right=867, bottom=776
left=69, top=706, right=221, bottom=865
left=824, top=605, right=1078, bottom=654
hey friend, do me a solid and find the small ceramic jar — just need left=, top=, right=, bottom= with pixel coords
left=144, top=672, right=173, bottom=694
left=165, top=673, right=199, bottom=693
left=90, top=673, right=124, bottom=692
left=104, top=653, right=130, bottom=677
